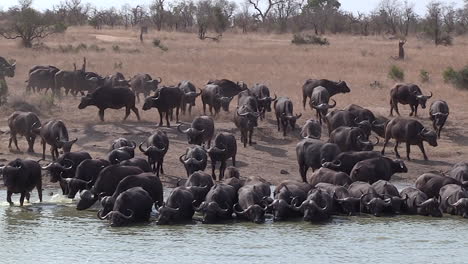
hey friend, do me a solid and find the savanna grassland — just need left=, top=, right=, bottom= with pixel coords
left=1, top=26, right=468, bottom=186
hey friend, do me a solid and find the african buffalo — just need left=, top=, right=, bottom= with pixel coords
left=315, top=183, right=360, bottom=215
left=250, top=83, right=276, bottom=119
left=296, top=138, right=341, bottom=182
left=350, top=157, right=407, bottom=184
left=179, top=146, right=208, bottom=177
left=207, top=79, right=248, bottom=97
left=381, top=117, right=438, bottom=160
left=120, top=158, right=152, bottom=172
left=208, top=132, right=237, bottom=181
left=325, top=110, right=372, bottom=137
left=400, top=187, right=442, bottom=217
left=142, top=86, right=183, bottom=127
left=54, top=58, right=99, bottom=96
left=347, top=181, right=391, bottom=217
left=322, top=151, right=382, bottom=175
left=76, top=165, right=143, bottom=210
left=302, top=79, right=350, bottom=109
left=234, top=183, right=270, bottom=223
left=201, top=84, right=233, bottom=116
left=329, top=126, right=378, bottom=152
left=234, top=105, right=260, bottom=147
left=268, top=181, right=309, bottom=221
left=429, top=100, right=449, bottom=138
left=26, top=66, right=59, bottom=93
left=8, top=111, right=41, bottom=153
left=34, top=120, right=77, bottom=160
left=310, top=86, right=337, bottom=124
left=98, top=187, right=154, bottom=227
left=78, top=86, right=140, bottom=122
left=66, top=159, right=109, bottom=199
left=307, top=167, right=352, bottom=187
left=156, top=187, right=195, bottom=225
left=178, top=81, right=202, bottom=116
left=291, top=188, right=333, bottom=221
left=389, top=83, right=432, bottom=116
left=99, top=173, right=164, bottom=217
left=301, top=119, right=321, bottom=139
left=195, top=184, right=237, bottom=224
left=439, top=184, right=468, bottom=218
left=415, top=172, right=468, bottom=198
left=178, top=116, right=214, bottom=148
left=448, top=162, right=468, bottom=182
left=107, top=146, right=135, bottom=164
left=129, top=73, right=161, bottom=102
left=274, top=97, right=302, bottom=136
left=110, top=138, right=135, bottom=151
left=184, top=171, right=214, bottom=204
left=372, top=180, right=407, bottom=214
left=139, top=130, right=169, bottom=176
left=0, top=159, right=42, bottom=206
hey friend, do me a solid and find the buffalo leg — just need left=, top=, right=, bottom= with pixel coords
left=160, top=159, right=164, bottom=174
left=406, top=142, right=412, bottom=161
left=438, top=124, right=444, bottom=138
left=394, top=141, right=400, bottom=158
left=418, top=142, right=428, bottom=161
left=36, top=182, right=43, bottom=203
left=202, top=103, right=206, bottom=115
left=176, top=107, right=180, bottom=123
left=98, top=109, right=105, bottom=122
left=124, top=107, right=131, bottom=121
left=42, top=140, right=46, bottom=159
left=241, top=131, right=247, bottom=147
left=28, top=135, right=36, bottom=153
left=302, top=96, right=307, bottom=109
left=211, top=160, right=217, bottom=181
left=219, top=161, right=227, bottom=181
left=409, top=105, right=414, bottom=116
left=414, top=105, right=419, bottom=117
left=132, top=107, right=141, bottom=121
left=300, top=165, right=308, bottom=183
left=7, top=190, right=13, bottom=206
left=25, top=192, right=31, bottom=203
left=249, top=129, right=256, bottom=146
left=165, top=112, right=171, bottom=127
left=276, top=116, right=280, bottom=132
left=158, top=110, right=163, bottom=127
left=232, top=156, right=236, bottom=167
left=19, top=192, right=26, bottom=206
left=393, top=103, right=400, bottom=116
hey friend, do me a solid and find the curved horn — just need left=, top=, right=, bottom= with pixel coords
left=179, top=154, right=187, bottom=165
left=98, top=210, right=112, bottom=220
left=177, top=124, right=191, bottom=134
left=139, top=142, right=149, bottom=153
left=233, top=203, right=246, bottom=215
left=214, top=202, right=229, bottom=214
left=295, top=113, right=302, bottom=119
left=115, top=209, right=134, bottom=220
left=193, top=201, right=207, bottom=212
left=41, top=162, right=54, bottom=170
left=196, top=88, right=203, bottom=96
left=63, top=159, right=74, bottom=171
left=372, top=136, right=380, bottom=146
left=157, top=77, right=162, bottom=83
left=425, top=91, right=433, bottom=99
left=328, top=99, right=337, bottom=109
left=236, top=109, right=249, bottom=117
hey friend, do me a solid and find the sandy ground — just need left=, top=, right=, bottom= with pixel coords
left=1, top=27, right=468, bottom=187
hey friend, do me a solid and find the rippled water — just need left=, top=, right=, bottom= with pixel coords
left=0, top=188, right=467, bottom=264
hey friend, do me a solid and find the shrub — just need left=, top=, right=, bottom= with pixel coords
left=152, top=38, right=168, bottom=52
left=112, top=45, right=121, bottom=52
left=88, top=44, right=105, bottom=52
left=53, top=22, right=68, bottom=33
left=443, top=66, right=468, bottom=90
left=420, top=70, right=430, bottom=83
left=291, top=34, right=329, bottom=46
left=114, top=61, right=123, bottom=70
left=388, top=65, right=405, bottom=81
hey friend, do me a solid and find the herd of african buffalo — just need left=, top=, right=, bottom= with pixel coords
left=2, top=56, right=466, bottom=227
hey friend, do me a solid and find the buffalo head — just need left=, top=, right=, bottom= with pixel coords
left=419, top=128, right=438, bottom=147
left=78, top=94, right=94, bottom=109
left=414, top=91, right=433, bottom=108
left=98, top=209, right=134, bottom=227
left=447, top=197, right=468, bottom=218
left=415, top=197, right=442, bottom=217
left=195, top=201, right=230, bottom=224
left=177, top=124, right=205, bottom=145
left=139, top=142, right=166, bottom=164
left=338, top=80, right=350, bottom=93
left=360, top=193, right=391, bottom=217
left=156, top=204, right=180, bottom=225
left=234, top=203, right=266, bottom=224
left=41, top=159, right=73, bottom=183
left=76, top=189, right=97, bottom=210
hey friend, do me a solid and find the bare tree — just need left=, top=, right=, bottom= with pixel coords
left=247, top=0, right=278, bottom=23
left=425, top=1, right=443, bottom=45
left=151, top=0, right=165, bottom=31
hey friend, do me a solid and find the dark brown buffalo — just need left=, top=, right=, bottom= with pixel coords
left=8, top=111, right=41, bottom=153
left=325, top=110, right=372, bottom=137
left=415, top=172, right=468, bottom=198
left=79, top=86, right=140, bottom=122
left=310, top=86, right=337, bottom=124
left=177, top=116, right=215, bottom=147
left=329, top=126, right=378, bottom=152
left=350, top=157, right=407, bottom=184
left=26, top=66, right=60, bottom=93
left=372, top=180, right=407, bottom=214
left=347, top=181, right=391, bottom=217
left=307, top=167, right=352, bottom=187
left=296, top=139, right=341, bottom=182
left=139, top=130, right=169, bottom=176
left=448, top=162, right=468, bottom=182
left=178, top=81, right=202, bottom=116
left=322, top=151, right=382, bottom=175
left=268, top=181, right=310, bottom=221
left=389, top=83, right=432, bottom=116
left=429, top=100, right=449, bottom=138
left=1, top=159, right=42, bottom=206
left=179, top=146, right=208, bottom=177
left=234, top=105, right=260, bottom=147
left=34, top=120, right=78, bottom=160
left=234, top=183, right=270, bottom=223
left=208, top=132, right=237, bottom=181
left=143, top=86, right=183, bottom=127
left=274, top=97, right=302, bottom=136
left=439, top=184, right=468, bottom=218
left=250, top=83, right=276, bottom=119
left=291, top=188, right=333, bottom=221
left=302, top=79, right=350, bottom=109
left=400, top=187, right=442, bottom=217
left=194, top=184, right=237, bottom=224
left=381, top=117, right=437, bottom=160
left=201, top=84, right=234, bottom=116
left=207, top=79, right=248, bottom=97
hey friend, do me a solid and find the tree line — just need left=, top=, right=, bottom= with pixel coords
left=1, top=0, right=468, bottom=47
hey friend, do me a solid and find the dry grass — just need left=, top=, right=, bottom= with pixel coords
left=1, top=26, right=468, bottom=185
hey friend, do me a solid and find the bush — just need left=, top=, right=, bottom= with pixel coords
left=420, top=70, right=430, bottom=83
left=152, top=38, right=168, bottom=52
left=88, top=44, right=105, bottom=52
left=444, top=66, right=468, bottom=90
left=53, top=22, right=68, bottom=33
left=292, top=34, right=329, bottom=46
left=112, top=45, right=120, bottom=52
left=388, top=65, right=405, bottom=81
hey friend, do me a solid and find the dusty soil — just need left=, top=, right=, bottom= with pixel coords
left=1, top=27, right=468, bottom=187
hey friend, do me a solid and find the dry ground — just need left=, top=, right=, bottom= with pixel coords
left=1, top=27, right=468, bottom=186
